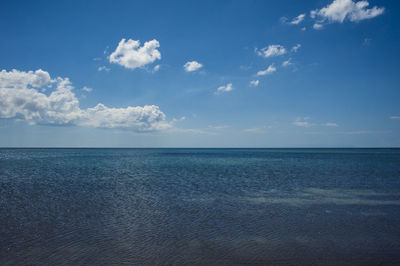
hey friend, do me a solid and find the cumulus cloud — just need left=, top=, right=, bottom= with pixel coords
left=80, top=103, right=170, bottom=131
left=184, top=61, right=203, bottom=72
left=0, top=69, right=171, bottom=132
left=250, top=80, right=259, bottom=87
left=216, top=83, right=233, bottom=94
left=256, top=45, right=287, bottom=58
left=109, top=38, right=161, bottom=69
left=311, top=0, right=384, bottom=28
left=290, top=13, right=306, bottom=24
left=0, top=69, right=51, bottom=89
left=257, top=64, right=276, bottom=76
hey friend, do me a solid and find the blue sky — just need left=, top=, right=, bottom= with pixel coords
left=1, top=0, right=399, bottom=147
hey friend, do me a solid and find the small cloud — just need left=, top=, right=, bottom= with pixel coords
left=244, top=127, right=263, bottom=133
left=281, top=14, right=306, bottom=25
left=313, top=23, right=324, bottom=30
left=243, top=125, right=272, bottom=133
left=291, top=44, right=301, bottom=52
left=310, top=10, right=317, bottom=19
left=290, top=13, right=306, bottom=25
left=171, top=116, right=186, bottom=124
left=82, top=86, right=92, bottom=92
left=282, top=58, right=292, bottom=67
left=256, top=45, right=286, bottom=58
left=153, top=64, right=161, bottom=72
left=184, top=61, right=203, bottom=72
left=93, top=57, right=102, bottom=61
left=301, top=27, right=307, bottom=31
left=390, top=116, right=400, bottom=120
left=339, top=130, right=390, bottom=135
left=168, top=127, right=216, bottom=135
left=98, top=66, right=110, bottom=72
left=208, top=125, right=230, bottom=130
left=293, top=117, right=314, bottom=127
left=257, top=64, right=276, bottom=76
left=250, top=80, right=259, bottom=87
left=324, top=122, right=339, bottom=127
left=216, top=83, right=233, bottom=94
left=109, top=38, right=161, bottom=70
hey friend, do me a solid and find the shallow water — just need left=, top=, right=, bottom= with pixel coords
left=1, top=148, right=400, bottom=265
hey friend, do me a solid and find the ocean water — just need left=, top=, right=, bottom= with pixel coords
left=1, top=148, right=400, bottom=265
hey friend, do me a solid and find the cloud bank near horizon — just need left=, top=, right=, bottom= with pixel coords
left=0, top=69, right=171, bottom=132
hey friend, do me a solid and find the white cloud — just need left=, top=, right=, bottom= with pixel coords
left=293, top=118, right=339, bottom=128
left=153, top=64, right=161, bottom=72
left=390, top=116, right=400, bottom=120
left=282, top=58, right=292, bottom=67
left=250, top=80, right=259, bottom=87
left=216, top=83, right=233, bottom=94
left=338, top=130, right=390, bottom=135
left=291, top=44, right=301, bottom=52
left=184, top=61, right=203, bottom=72
left=243, top=125, right=273, bottom=133
left=290, top=13, right=306, bottom=24
left=311, top=0, right=384, bottom=28
left=82, top=86, right=92, bottom=92
left=98, top=66, right=110, bottom=72
left=80, top=104, right=170, bottom=131
left=310, top=10, right=318, bottom=19
left=208, top=125, right=230, bottom=130
left=301, top=27, right=307, bottom=31
left=109, top=38, right=161, bottom=69
left=293, top=121, right=313, bottom=127
left=243, top=127, right=263, bottom=133
left=293, top=117, right=314, bottom=127
left=256, top=45, right=286, bottom=58
left=0, top=69, right=51, bottom=89
left=0, top=69, right=171, bottom=132
left=257, top=64, right=276, bottom=76
left=313, top=23, right=324, bottom=30
left=324, top=122, right=339, bottom=127
left=168, top=127, right=216, bottom=135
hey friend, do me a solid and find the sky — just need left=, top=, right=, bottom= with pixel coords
left=0, top=0, right=399, bottom=147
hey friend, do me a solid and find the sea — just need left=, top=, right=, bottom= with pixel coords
left=1, top=148, right=400, bottom=265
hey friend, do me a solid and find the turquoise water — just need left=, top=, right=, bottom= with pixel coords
left=1, top=148, right=400, bottom=265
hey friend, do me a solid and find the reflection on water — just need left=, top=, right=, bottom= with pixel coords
left=1, top=148, right=400, bottom=265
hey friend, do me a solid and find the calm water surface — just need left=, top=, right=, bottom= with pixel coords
left=1, top=148, right=400, bottom=265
